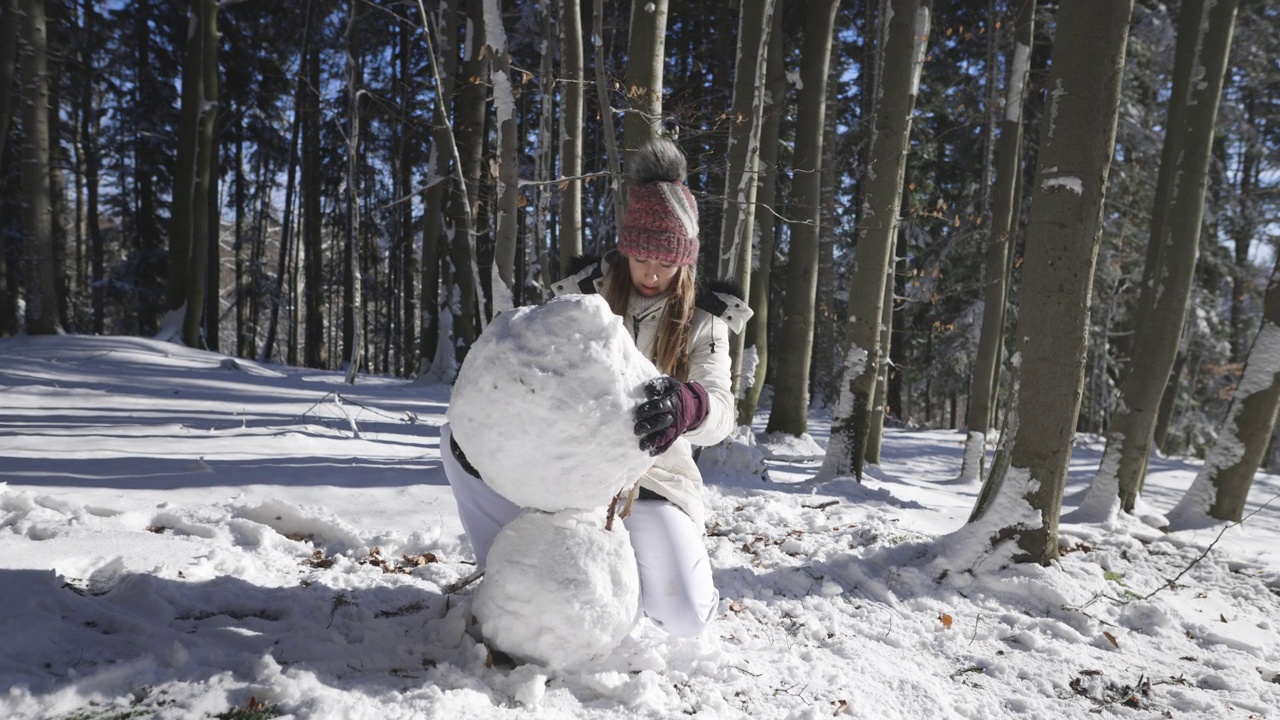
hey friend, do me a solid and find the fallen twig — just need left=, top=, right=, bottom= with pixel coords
left=1142, top=492, right=1279, bottom=601
left=445, top=567, right=485, bottom=595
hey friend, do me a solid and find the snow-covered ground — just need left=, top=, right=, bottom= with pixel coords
left=1, top=334, right=1277, bottom=719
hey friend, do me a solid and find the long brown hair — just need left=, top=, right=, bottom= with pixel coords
left=604, top=254, right=697, bottom=380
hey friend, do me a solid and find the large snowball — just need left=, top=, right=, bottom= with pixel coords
left=473, top=508, right=640, bottom=669
left=447, top=294, right=657, bottom=512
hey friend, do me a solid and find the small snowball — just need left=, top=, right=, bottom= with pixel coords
left=448, top=295, right=657, bottom=512
left=474, top=508, right=640, bottom=669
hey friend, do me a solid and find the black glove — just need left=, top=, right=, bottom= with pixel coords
left=634, top=376, right=709, bottom=456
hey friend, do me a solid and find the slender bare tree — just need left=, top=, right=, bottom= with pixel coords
left=1079, top=0, right=1238, bottom=517
left=819, top=0, right=930, bottom=480
left=958, top=0, right=1036, bottom=483
left=721, top=0, right=776, bottom=401
left=559, top=0, right=585, bottom=272
left=739, top=8, right=786, bottom=427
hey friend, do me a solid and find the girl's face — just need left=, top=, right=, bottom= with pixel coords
left=628, top=255, right=681, bottom=297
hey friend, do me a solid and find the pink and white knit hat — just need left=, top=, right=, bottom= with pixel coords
left=618, top=139, right=700, bottom=266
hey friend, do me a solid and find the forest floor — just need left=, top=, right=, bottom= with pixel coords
left=1, top=334, right=1277, bottom=719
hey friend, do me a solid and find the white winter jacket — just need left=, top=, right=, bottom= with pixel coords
left=550, top=256, right=752, bottom=529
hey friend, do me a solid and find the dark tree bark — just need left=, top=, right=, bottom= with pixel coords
left=766, top=0, right=840, bottom=439
left=168, top=1, right=204, bottom=317
left=182, top=0, right=218, bottom=348
left=0, top=0, right=17, bottom=162
left=18, top=0, right=61, bottom=334
left=302, top=33, right=326, bottom=369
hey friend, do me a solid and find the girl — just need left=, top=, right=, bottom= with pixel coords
left=441, top=137, right=750, bottom=638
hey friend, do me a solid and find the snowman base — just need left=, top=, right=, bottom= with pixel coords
left=473, top=508, right=640, bottom=670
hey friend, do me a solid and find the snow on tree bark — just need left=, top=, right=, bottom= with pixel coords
left=487, top=0, right=517, bottom=312
left=1169, top=268, right=1280, bottom=528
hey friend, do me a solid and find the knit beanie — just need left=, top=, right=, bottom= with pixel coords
left=618, top=138, right=700, bottom=266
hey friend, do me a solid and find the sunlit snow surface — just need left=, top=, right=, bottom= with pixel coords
left=1, top=335, right=1278, bottom=719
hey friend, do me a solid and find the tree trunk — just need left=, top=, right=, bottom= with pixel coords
left=721, top=0, right=775, bottom=402
left=965, top=0, right=1132, bottom=565
left=765, top=0, right=840, bottom=439
left=487, top=0, right=517, bottom=312
left=1152, top=346, right=1187, bottom=452
left=958, top=0, right=1035, bottom=483
left=233, top=131, right=247, bottom=354
left=621, top=0, right=667, bottom=160
left=203, top=130, right=220, bottom=350
left=1081, top=0, right=1237, bottom=517
left=864, top=247, right=895, bottom=464
left=396, top=11, right=416, bottom=377
left=450, top=0, right=490, bottom=362
left=262, top=3, right=310, bottom=363
left=182, top=0, right=217, bottom=349
left=819, top=0, right=929, bottom=480
left=559, top=0, right=584, bottom=272
left=417, top=0, right=458, bottom=378
left=302, top=36, right=325, bottom=368
left=813, top=58, right=839, bottom=411
left=343, top=0, right=363, bottom=384
left=1169, top=260, right=1280, bottom=528
left=530, top=2, right=554, bottom=302
left=738, top=7, right=785, bottom=427
left=0, top=0, right=17, bottom=162
left=168, top=3, right=203, bottom=315
left=79, top=0, right=103, bottom=335
left=18, top=0, right=61, bottom=334
left=592, top=0, right=624, bottom=230
left=0, top=0, right=18, bottom=335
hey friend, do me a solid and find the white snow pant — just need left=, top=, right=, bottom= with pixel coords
left=440, top=423, right=719, bottom=638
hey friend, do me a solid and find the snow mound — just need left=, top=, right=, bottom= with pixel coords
left=447, top=294, right=657, bottom=512
left=473, top=508, right=639, bottom=669
left=758, top=431, right=825, bottom=461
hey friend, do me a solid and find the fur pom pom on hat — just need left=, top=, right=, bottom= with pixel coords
left=618, top=138, right=700, bottom=265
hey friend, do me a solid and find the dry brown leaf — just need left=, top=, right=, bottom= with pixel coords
left=834, top=699, right=851, bottom=716
left=1103, top=631, right=1119, bottom=648
left=939, top=613, right=953, bottom=629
